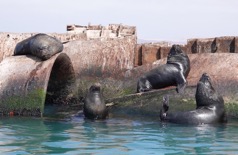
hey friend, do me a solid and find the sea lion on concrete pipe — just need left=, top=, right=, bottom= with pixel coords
left=137, top=44, right=190, bottom=93
left=83, top=83, right=108, bottom=120
left=160, top=73, right=227, bottom=124
left=14, top=33, right=63, bottom=60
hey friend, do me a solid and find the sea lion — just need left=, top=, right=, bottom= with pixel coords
left=160, top=73, right=227, bottom=124
left=14, top=33, right=63, bottom=60
left=137, top=44, right=190, bottom=93
left=83, top=83, right=108, bottom=120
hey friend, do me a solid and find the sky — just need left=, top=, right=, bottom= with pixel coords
left=1, top=0, right=238, bottom=42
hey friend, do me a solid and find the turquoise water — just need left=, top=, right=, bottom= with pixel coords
left=0, top=113, right=238, bottom=155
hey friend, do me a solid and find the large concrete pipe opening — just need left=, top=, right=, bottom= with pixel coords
left=45, top=53, right=76, bottom=105
left=0, top=53, right=76, bottom=116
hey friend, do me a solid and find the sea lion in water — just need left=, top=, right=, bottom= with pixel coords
left=83, top=83, right=108, bottom=120
left=160, top=73, right=227, bottom=124
left=137, top=44, right=190, bottom=93
left=14, top=33, right=63, bottom=60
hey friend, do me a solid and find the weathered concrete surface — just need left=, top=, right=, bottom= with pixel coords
left=67, top=24, right=136, bottom=38
left=63, top=36, right=137, bottom=78
left=134, top=44, right=142, bottom=67
left=159, top=46, right=171, bottom=59
left=0, top=53, right=75, bottom=116
left=186, top=39, right=197, bottom=54
left=107, top=86, right=196, bottom=118
left=106, top=86, right=238, bottom=118
left=196, top=38, right=216, bottom=53
left=235, top=37, right=238, bottom=53
left=141, top=44, right=161, bottom=65
left=215, top=36, right=235, bottom=53
left=186, top=37, right=235, bottom=54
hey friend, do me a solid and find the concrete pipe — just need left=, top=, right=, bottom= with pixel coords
left=0, top=53, right=76, bottom=116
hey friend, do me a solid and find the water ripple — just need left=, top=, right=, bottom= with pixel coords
left=0, top=117, right=238, bottom=154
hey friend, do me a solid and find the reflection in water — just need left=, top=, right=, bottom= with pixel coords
left=0, top=117, right=50, bottom=154
left=160, top=123, right=238, bottom=154
left=0, top=117, right=73, bottom=154
left=0, top=116, right=238, bottom=154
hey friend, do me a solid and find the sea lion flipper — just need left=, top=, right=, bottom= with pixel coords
left=160, top=95, right=169, bottom=121
left=176, top=82, right=187, bottom=94
left=162, top=95, right=169, bottom=111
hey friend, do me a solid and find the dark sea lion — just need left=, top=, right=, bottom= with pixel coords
left=14, top=33, right=63, bottom=60
left=160, top=73, right=227, bottom=124
left=137, top=44, right=190, bottom=93
left=83, top=83, right=108, bottom=120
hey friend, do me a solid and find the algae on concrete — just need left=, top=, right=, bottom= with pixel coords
left=106, top=87, right=197, bottom=118
left=0, top=89, right=45, bottom=116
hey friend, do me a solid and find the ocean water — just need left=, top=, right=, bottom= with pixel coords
left=0, top=113, right=238, bottom=155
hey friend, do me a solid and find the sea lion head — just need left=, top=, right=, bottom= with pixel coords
left=30, top=33, right=64, bottom=60
left=136, top=76, right=152, bottom=93
left=198, top=73, right=213, bottom=89
left=168, top=44, right=183, bottom=55
left=167, top=44, right=190, bottom=76
left=83, top=82, right=108, bottom=120
left=196, top=73, right=224, bottom=107
left=89, top=83, right=101, bottom=93
left=167, top=45, right=185, bottom=62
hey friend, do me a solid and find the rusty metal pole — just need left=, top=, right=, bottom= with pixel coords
left=0, top=53, right=75, bottom=116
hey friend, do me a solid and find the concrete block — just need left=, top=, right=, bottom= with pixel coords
left=141, top=44, right=160, bottom=65
left=235, top=37, right=238, bottom=53
left=119, top=26, right=136, bottom=37
left=197, top=38, right=216, bottom=53
left=215, top=36, right=235, bottom=53
left=86, top=30, right=101, bottom=39
left=101, top=30, right=113, bottom=38
left=159, top=46, right=171, bottom=59
left=186, top=39, right=197, bottom=54
left=134, top=44, right=142, bottom=67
